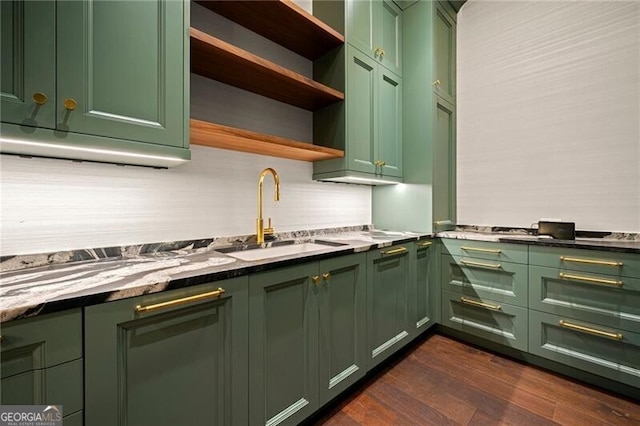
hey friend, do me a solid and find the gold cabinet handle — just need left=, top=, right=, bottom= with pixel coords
left=460, top=297, right=501, bottom=311
left=63, top=98, right=78, bottom=111
left=374, top=160, right=386, bottom=167
left=381, top=247, right=408, bottom=256
left=374, top=47, right=381, bottom=57
left=460, top=259, right=502, bottom=270
left=461, top=246, right=502, bottom=254
left=32, top=92, right=48, bottom=105
left=135, top=288, right=225, bottom=313
left=559, top=272, right=623, bottom=287
left=560, top=256, right=623, bottom=267
left=322, top=272, right=331, bottom=280
left=379, top=48, right=385, bottom=57
left=432, top=79, right=441, bottom=86
left=434, top=220, right=453, bottom=226
left=559, top=320, right=623, bottom=341
left=417, top=241, right=433, bottom=248
left=312, top=275, right=321, bottom=285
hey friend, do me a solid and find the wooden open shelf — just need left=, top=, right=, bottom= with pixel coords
left=194, top=0, right=344, bottom=60
left=190, top=28, right=344, bottom=111
left=190, top=119, right=344, bottom=162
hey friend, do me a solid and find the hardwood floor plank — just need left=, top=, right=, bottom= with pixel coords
left=419, top=336, right=640, bottom=424
left=383, top=357, right=477, bottom=424
left=314, top=334, right=640, bottom=426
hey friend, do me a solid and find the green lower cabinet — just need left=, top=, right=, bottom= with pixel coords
left=249, top=254, right=367, bottom=425
left=529, top=310, right=640, bottom=389
left=529, top=265, right=640, bottom=333
left=411, top=240, right=437, bottom=337
left=0, top=309, right=83, bottom=415
left=249, top=263, right=320, bottom=426
left=441, top=254, right=528, bottom=308
left=318, top=254, right=367, bottom=404
left=85, top=278, right=249, bottom=426
left=441, top=289, right=528, bottom=351
left=367, top=244, right=412, bottom=368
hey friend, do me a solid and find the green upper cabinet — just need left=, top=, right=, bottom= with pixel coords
left=57, top=0, right=186, bottom=147
left=432, top=95, right=456, bottom=231
left=84, top=278, right=249, bottom=426
left=433, top=1, right=456, bottom=104
left=0, top=0, right=190, bottom=167
left=346, top=0, right=402, bottom=75
left=314, top=44, right=402, bottom=183
left=1, top=0, right=56, bottom=129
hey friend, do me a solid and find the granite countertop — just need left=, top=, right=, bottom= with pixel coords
left=0, top=227, right=429, bottom=323
left=438, top=230, right=640, bottom=254
left=3, top=225, right=639, bottom=324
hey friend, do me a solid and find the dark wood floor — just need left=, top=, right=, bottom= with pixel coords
left=313, top=333, right=640, bottom=425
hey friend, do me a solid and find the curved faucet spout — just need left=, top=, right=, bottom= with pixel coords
left=257, top=168, right=280, bottom=244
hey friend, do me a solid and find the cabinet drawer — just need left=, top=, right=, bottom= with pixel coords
left=530, top=265, right=640, bottom=333
left=529, top=246, right=640, bottom=278
left=441, top=290, right=528, bottom=351
left=529, top=310, right=640, bottom=389
left=442, top=238, right=528, bottom=264
left=441, top=254, right=528, bottom=307
left=1, top=359, right=83, bottom=413
left=1, top=309, right=82, bottom=377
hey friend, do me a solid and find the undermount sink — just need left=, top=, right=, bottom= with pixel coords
left=219, top=240, right=346, bottom=262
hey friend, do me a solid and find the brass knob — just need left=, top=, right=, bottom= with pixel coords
left=379, top=49, right=385, bottom=58
left=322, top=272, right=331, bottom=280
left=374, top=47, right=382, bottom=57
left=379, top=161, right=386, bottom=167
left=32, top=92, right=48, bottom=105
left=64, top=98, right=78, bottom=111
left=312, top=275, right=321, bottom=285
left=432, top=79, right=441, bottom=86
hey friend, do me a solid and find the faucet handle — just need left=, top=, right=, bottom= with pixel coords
left=264, top=218, right=275, bottom=235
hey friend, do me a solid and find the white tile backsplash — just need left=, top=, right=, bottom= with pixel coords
left=0, top=147, right=371, bottom=256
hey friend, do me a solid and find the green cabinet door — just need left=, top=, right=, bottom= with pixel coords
left=377, top=67, right=402, bottom=178
left=318, top=253, right=367, bottom=404
left=346, top=0, right=402, bottom=76
left=0, top=0, right=56, bottom=128
left=249, top=263, right=319, bottom=426
left=56, top=0, right=187, bottom=148
left=0, top=309, right=83, bottom=417
left=367, top=244, right=412, bottom=368
left=433, top=1, right=456, bottom=104
left=432, top=95, right=456, bottom=231
left=347, top=45, right=377, bottom=175
left=85, top=278, right=248, bottom=426
left=378, top=0, right=402, bottom=75
left=412, top=240, right=436, bottom=337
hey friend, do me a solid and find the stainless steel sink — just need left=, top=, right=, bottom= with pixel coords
left=217, top=240, right=347, bottom=262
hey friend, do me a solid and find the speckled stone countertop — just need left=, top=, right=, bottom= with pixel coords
left=0, top=226, right=430, bottom=323
left=439, top=225, right=640, bottom=254
left=3, top=224, right=638, bottom=324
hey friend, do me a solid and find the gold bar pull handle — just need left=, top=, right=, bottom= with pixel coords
left=381, top=247, right=408, bottom=256
left=460, top=297, right=501, bottom=311
left=559, top=272, right=623, bottom=287
left=417, top=241, right=433, bottom=248
left=461, top=246, right=502, bottom=254
left=135, top=288, right=226, bottom=314
left=560, top=256, right=623, bottom=267
left=559, top=320, right=623, bottom=341
left=460, top=259, right=502, bottom=270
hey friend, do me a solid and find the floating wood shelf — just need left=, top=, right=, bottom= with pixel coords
left=190, top=119, right=344, bottom=162
left=194, top=0, right=344, bottom=60
left=190, top=28, right=344, bottom=111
